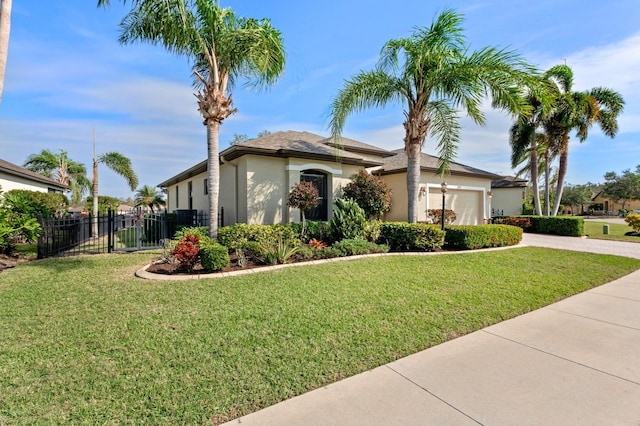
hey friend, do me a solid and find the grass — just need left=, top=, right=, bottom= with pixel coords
left=1, top=248, right=639, bottom=424
left=584, top=220, right=640, bottom=242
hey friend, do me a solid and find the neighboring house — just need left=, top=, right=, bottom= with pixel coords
left=0, top=158, right=68, bottom=194
left=591, top=192, right=640, bottom=214
left=158, top=131, right=510, bottom=226
left=490, top=176, right=527, bottom=216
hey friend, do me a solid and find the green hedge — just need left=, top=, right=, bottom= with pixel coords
left=493, top=215, right=584, bottom=236
left=378, top=222, right=445, bottom=252
left=199, top=240, right=230, bottom=272
left=445, top=225, right=523, bottom=250
left=217, top=223, right=301, bottom=250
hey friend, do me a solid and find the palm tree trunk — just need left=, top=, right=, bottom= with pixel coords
left=530, top=142, right=542, bottom=216
left=406, top=142, right=421, bottom=223
left=544, top=149, right=550, bottom=216
left=552, top=137, right=569, bottom=216
left=207, top=121, right=220, bottom=239
left=0, top=0, right=12, bottom=104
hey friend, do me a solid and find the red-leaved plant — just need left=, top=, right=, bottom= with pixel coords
left=171, top=234, right=201, bottom=272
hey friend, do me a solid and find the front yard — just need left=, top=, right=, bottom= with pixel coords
left=1, top=248, right=639, bottom=424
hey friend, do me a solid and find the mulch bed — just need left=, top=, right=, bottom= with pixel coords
left=145, top=252, right=275, bottom=276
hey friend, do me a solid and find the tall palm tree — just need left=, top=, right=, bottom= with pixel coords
left=0, top=0, right=11, bottom=104
left=23, top=149, right=92, bottom=205
left=542, top=65, right=624, bottom=216
left=329, top=9, right=538, bottom=223
left=134, top=185, right=166, bottom=212
left=118, top=0, right=285, bottom=238
left=91, top=150, right=138, bottom=233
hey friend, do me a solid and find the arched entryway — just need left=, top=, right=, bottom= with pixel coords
left=300, top=170, right=328, bottom=221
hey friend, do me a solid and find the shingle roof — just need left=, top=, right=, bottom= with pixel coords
left=322, top=136, right=396, bottom=157
left=0, top=158, right=68, bottom=190
left=376, top=149, right=502, bottom=179
left=220, top=130, right=384, bottom=167
left=491, top=176, right=528, bottom=188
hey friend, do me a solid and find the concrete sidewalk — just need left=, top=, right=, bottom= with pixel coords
left=225, top=236, right=640, bottom=425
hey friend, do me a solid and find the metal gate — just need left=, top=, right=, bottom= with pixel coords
left=112, top=209, right=167, bottom=252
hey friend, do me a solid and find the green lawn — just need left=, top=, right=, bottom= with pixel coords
left=1, top=248, right=639, bottom=424
left=584, top=220, right=640, bottom=242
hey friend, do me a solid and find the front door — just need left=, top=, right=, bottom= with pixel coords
left=300, top=171, right=328, bottom=221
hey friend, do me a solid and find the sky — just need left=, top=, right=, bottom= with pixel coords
left=2, top=0, right=640, bottom=200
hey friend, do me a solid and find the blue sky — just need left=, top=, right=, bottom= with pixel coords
left=2, top=0, right=639, bottom=199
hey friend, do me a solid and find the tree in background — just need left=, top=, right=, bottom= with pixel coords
left=134, top=185, right=166, bottom=212
left=23, top=149, right=91, bottom=205
left=287, top=181, right=318, bottom=237
left=342, top=170, right=391, bottom=219
left=330, top=9, right=538, bottom=223
left=601, top=166, right=640, bottom=212
left=560, top=184, right=593, bottom=215
left=117, top=0, right=285, bottom=238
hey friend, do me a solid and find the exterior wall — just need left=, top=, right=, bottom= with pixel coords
left=381, top=172, right=492, bottom=225
left=0, top=172, right=63, bottom=193
left=491, top=187, right=524, bottom=216
left=591, top=194, right=640, bottom=213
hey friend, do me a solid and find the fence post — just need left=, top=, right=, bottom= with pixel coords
left=107, top=209, right=113, bottom=253
left=36, top=212, right=44, bottom=259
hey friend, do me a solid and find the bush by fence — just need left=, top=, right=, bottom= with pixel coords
left=445, top=225, right=523, bottom=250
left=493, top=215, right=584, bottom=236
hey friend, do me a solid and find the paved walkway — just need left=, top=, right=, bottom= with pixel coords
left=224, top=235, right=640, bottom=425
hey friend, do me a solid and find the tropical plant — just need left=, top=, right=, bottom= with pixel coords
left=329, top=198, right=368, bottom=241
left=171, top=233, right=201, bottom=272
left=134, top=185, right=166, bottom=212
left=91, top=150, right=138, bottom=234
left=0, top=0, right=11, bottom=104
left=0, top=187, right=42, bottom=255
left=23, top=149, right=91, bottom=205
left=287, top=181, right=319, bottom=237
left=541, top=65, right=624, bottom=216
left=118, top=0, right=285, bottom=238
left=329, top=9, right=537, bottom=223
left=342, top=169, right=391, bottom=219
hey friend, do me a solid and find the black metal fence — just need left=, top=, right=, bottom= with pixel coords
left=37, top=208, right=224, bottom=259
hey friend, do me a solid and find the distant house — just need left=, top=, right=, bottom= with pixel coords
left=491, top=176, right=527, bottom=216
left=158, top=131, right=513, bottom=226
left=0, top=159, right=68, bottom=194
left=591, top=191, right=640, bottom=214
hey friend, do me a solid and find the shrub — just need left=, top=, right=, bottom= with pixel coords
left=249, top=236, right=300, bottom=265
left=4, top=189, right=68, bottom=219
left=171, top=234, right=201, bottom=272
left=445, top=225, right=523, bottom=250
left=426, top=209, right=457, bottom=225
left=378, top=222, right=445, bottom=252
left=174, top=226, right=209, bottom=240
left=199, top=240, right=230, bottom=272
left=287, top=181, right=319, bottom=235
left=493, top=215, right=584, bottom=236
left=492, top=216, right=532, bottom=231
left=332, top=239, right=390, bottom=256
left=329, top=198, right=368, bottom=241
left=342, top=169, right=392, bottom=219
left=625, top=213, right=640, bottom=233
left=217, top=223, right=301, bottom=251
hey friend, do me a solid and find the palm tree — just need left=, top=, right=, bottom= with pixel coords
left=23, top=149, right=92, bottom=205
left=542, top=65, right=624, bottom=216
left=0, top=0, right=11, bottom=104
left=118, top=0, right=285, bottom=238
left=91, top=150, right=138, bottom=234
left=134, top=185, right=166, bottom=212
left=329, top=9, right=538, bottom=223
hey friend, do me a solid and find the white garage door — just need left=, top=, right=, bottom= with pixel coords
left=428, top=189, right=482, bottom=225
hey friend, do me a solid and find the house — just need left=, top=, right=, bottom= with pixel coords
left=490, top=176, right=527, bottom=216
left=158, top=131, right=510, bottom=226
left=0, top=158, right=68, bottom=194
left=591, top=191, right=640, bottom=214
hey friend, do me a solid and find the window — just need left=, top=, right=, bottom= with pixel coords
left=204, top=179, right=208, bottom=195
left=300, top=170, right=328, bottom=221
left=188, top=181, right=193, bottom=210
left=175, top=186, right=179, bottom=209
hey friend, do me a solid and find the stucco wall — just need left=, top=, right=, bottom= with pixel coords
left=0, top=172, right=61, bottom=193
left=491, top=187, right=524, bottom=216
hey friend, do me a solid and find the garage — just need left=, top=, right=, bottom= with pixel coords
left=427, top=187, right=484, bottom=225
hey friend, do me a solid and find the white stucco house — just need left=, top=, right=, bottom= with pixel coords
left=158, top=131, right=515, bottom=226
left=0, top=159, right=68, bottom=194
left=490, top=176, right=527, bottom=216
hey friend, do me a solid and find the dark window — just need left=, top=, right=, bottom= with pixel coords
left=204, top=179, right=208, bottom=195
left=176, top=186, right=179, bottom=209
left=188, top=181, right=193, bottom=210
left=300, top=170, right=328, bottom=221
